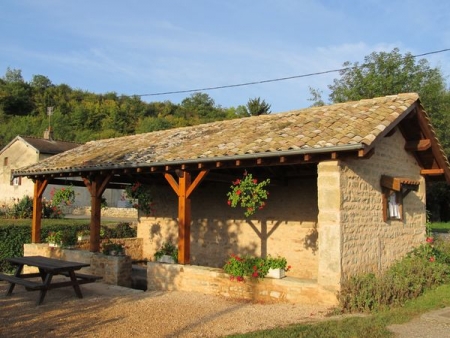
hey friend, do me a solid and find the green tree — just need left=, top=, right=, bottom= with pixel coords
left=246, top=97, right=271, bottom=116
left=0, top=68, right=33, bottom=116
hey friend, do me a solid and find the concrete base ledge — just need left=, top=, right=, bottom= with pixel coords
left=147, top=262, right=338, bottom=305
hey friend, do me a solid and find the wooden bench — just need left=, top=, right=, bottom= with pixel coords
left=0, top=273, right=45, bottom=291
left=57, top=271, right=102, bottom=284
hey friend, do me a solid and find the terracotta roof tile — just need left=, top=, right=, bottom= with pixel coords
left=14, top=93, right=428, bottom=174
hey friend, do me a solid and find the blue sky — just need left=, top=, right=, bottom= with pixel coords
left=1, top=0, right=450, bottom=113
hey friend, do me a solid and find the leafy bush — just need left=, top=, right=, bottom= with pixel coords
left=0, top=221, right=136, bottom=273
left=339, top=237, right=450, bottom=313
left=6, top=196, right=33, bottom=219
left=100, top=222, right=136, bottom=239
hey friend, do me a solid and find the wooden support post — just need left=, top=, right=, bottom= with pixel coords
left=164, top=170, right=209, bottom=265
left=31, top=179, right=49, bottom=243
left=82, top=174, right=112, bottom=252
left=178, top=172, right=191, bottom=264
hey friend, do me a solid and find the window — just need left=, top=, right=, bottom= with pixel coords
left=3, top=157, right=8, bottom=166
left=11, top=177, right=21, bottom=186
left=380, top=175, right=420, bottom=222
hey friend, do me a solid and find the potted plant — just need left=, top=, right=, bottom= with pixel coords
left=154, top=241, right=178, bottom=264
left=125, top=182, right=155, bottom=216
left=102, top=241, right=125, bottom=256
left=222, top=254, right=268, bottom=281
left=77, top=229, right=90, bottom=241
left=46, top=229, right=77, bottom=248
left=47, top=230, right=63, bottom=247
left=265, top=255, right=291, bottom=279
left=227, top=171, right=270, bottom=217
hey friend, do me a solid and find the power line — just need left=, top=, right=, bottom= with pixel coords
left=136, top=48, right=450, bottom=98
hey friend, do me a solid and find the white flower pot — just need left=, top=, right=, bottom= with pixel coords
left=267, top=268, right=286, bottom=279
left=157, top=255, right=175, bottom=264
left=77, top=235, right=90, bottom=241
left=48, top=242, right=61, bottom=248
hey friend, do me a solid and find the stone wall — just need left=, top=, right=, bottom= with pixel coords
left=76, top=238, right=144, bottom=261
left=316, top=130, right=426, bottom=289
left=147, top=262, right=337, bottom=305
left=338, top=129, right=425, bottom=278
left=138, top=177, right=319, bottom=280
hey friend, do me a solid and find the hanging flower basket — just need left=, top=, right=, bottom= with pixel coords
left=227, top=171, right=270, bottom=217
left=124, top=182, right=155, bottom=216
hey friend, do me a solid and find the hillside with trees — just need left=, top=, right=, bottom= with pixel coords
left=0, top=68, right=272, bottom=147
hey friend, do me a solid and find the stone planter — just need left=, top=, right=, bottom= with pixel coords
left=157, top=255, right=175, bottom=264
left=266, top=268, right=286, bottom=279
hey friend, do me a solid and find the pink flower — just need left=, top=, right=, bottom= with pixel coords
left=426, top=237, right=434, bottom=244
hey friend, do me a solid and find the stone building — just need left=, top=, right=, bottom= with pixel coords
left=12, top=93, right=450, bottom=303
left=0, top=129, right=80, bottom=206
left=0, top=129, right=130, bottom=212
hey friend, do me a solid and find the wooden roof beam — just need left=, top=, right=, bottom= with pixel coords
left=405, top=139, right=431, bottom=152
left=421, top=168, right=444, bottom=176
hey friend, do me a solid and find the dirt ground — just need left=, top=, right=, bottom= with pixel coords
left=0, top=281, right=334, bottom=338
left=3, top=280, right=450, bottom=338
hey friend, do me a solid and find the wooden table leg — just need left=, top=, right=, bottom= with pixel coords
left=37, top=272, right=53, bottom=306
left=67, top=270, right=83, bottom=298
left=6, top=264, right=24, bottom=295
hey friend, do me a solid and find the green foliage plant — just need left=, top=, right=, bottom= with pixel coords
left=125, top=182, right=155, bottom=216
left=154, top=241, right=178, bottom=263
left=227, top=171, right=270, bottom=217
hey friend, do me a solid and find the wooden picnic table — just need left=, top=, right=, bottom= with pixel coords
left=0, top=255, right=101, bottom=305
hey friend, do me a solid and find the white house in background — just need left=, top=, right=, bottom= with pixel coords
left=0, top=128, right=127, bottom=212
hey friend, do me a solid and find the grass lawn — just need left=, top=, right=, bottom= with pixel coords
left=227, top=283, right=450, bottom=338
left=0, top=218, right=120, bottom=227
left=430, top=222, right=450, bottom=233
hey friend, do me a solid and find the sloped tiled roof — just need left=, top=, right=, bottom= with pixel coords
left=12, top=93, right=450, bottom=181
left=20, top=136, right=80, bottom=154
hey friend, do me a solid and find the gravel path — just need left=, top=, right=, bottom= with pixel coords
left=0, top=282, right=333, bottom=337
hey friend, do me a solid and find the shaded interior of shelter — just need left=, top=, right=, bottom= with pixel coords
left=98, top=162, right=320, bottom=291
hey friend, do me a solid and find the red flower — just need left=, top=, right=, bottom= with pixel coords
left=252, top=265, right=257, bottom=271
left=253, top=179, right=257, bottom=184
left=426, top=237, right=434, bottom=244
left=236, top=190, right=241, bottom=195
left=429, top=256, right=435, bottom=262
left=233, top=179, right=241, bottom=185
left=252, top=271, right=259, bottom=278
left=236, top=276, right=244, bottom=282
left=227, top=200, right=231, bottom=206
